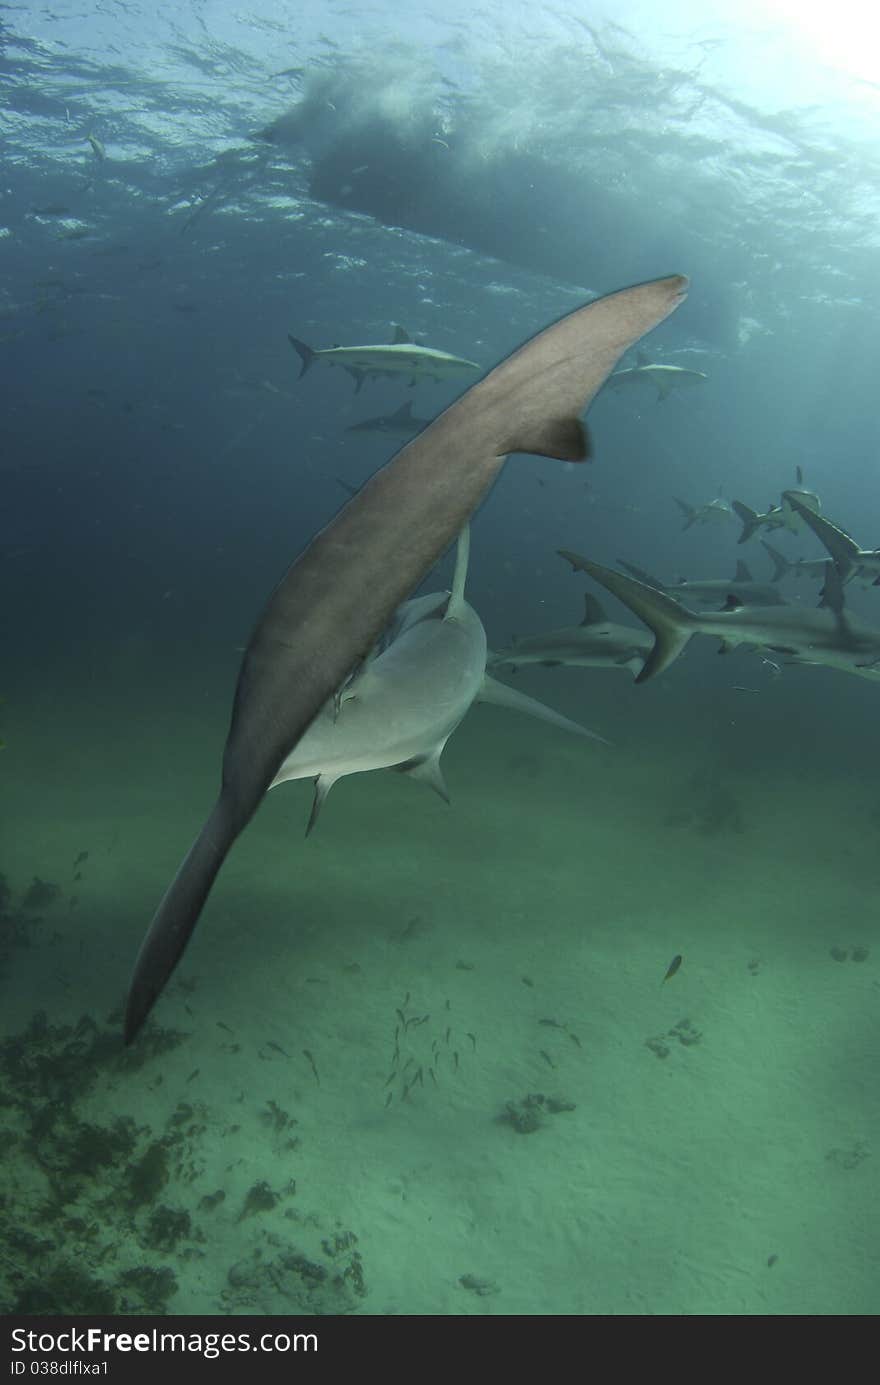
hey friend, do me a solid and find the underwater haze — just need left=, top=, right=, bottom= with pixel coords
left=2, top=0, right=879, bottom=1316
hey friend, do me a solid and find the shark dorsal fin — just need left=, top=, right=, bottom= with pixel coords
left=734, top=560, right=752, bottom=582
left=796, top=465, right=804, bottom=485
left=722, top=593, right=743, bottom=612
left=392, top=401, right=415, bottom=419
left=445, top=524, right=470, bottom=619
left=636, top=349, right=650, bottom=367
left=391, top=324, right=411, bottom=344
left=581, top=592, right=607, bottom=626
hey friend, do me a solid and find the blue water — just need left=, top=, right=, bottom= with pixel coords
left=1, top=0, right=878, bottom=1317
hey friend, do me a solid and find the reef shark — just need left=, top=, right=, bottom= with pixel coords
left=782, top=493, right=880, bottom=585
left=558, top=551, right=880, bottom=684
left=289, top=324, right=481, bottom=393
left=732, top=470, right=821, bottom=544
left=606, top=350, right=707, bottom=402
left=124, top=273, right=688, bottom=1042
left=489, top=592, right=651, bottom=678
left=345, top=400, right=431, bottom=435
left=673, top=494, right=733, bottom=529
left=272, top=527, right=605, bottom=832
left=616, top=559, right=786, bottom=608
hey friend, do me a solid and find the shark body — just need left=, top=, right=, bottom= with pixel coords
left=489, top=592, right=652, bottom=678
left=124, top=274, right=688, bottom=1041
left=289, top=325, right=481, bottom=393
left=559, top=552, right=880, bottom=684
left=673, top=495, right=733, bottom=529
left=616, top=559, right=786, bottom=608
left=273, top=529, right=605, bottom=830
left=345, top=400, right=431, bottom=435
left=607, top=351, right=707, bottom=402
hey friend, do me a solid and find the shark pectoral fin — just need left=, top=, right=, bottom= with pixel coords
left=478, top=675, right=610, bottom=745
left=395, top=748, right=450, bottom=804
left=306, top=774, right=341, bottom=836
left=345, top=367, right=365, bottom=392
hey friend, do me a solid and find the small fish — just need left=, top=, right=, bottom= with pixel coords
left=663, top=954, right=683, bottom=983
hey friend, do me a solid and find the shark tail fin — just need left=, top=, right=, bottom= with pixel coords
left=124, top=795, right=243, bottom=1044
left=761, top=541, right=789, bottom=582
left=732, top=500, right=761, bottom=545
left=288, top=335, right=315, bottom=379
left=674, top=497, right=696, bottom=529
left=558, top=552, right=697, bottom=683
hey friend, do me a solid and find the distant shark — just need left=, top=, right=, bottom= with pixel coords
left=673, top=494, right=733, bottom=529
left=558, top=551, right=880, bottom=684
left=489, top=591, right=651, bottom=678
left=345, top=400, right=431, bottom=435
left=731, top=469, right=821, bottom=544
left=288, top=324, right=482, bottom=393
left=782, top=492, right=880, bottom=585
left=606, top=350, right=707, bottom=402
left=123, top=273, right=687, bottom=1042
left=272, top=528, right=605, bottom=831
left=615, top=558, right=786, bottom=608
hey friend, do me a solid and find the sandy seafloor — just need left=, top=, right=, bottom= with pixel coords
left=1, top=639, right=878, bottom=1317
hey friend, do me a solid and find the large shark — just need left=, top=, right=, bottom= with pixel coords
left=606, top=350, right=707, bottom=402
left=558, top=551, right=880, bottom=684
left=272, top=527, right=605, bottom=832
left=489, top=592, right=651, bottom=678
left=124, top=273, right=687, bottom=1042
left=783, top=492, right=880, bottom=585
left=345, top=400, right=431, bottom=436
left=288, top=324, right=481, bottom=393
left=615, top=558, right=786, bottom=608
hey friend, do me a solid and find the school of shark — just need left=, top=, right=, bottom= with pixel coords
left=124, top=276, right=880, bottom=1041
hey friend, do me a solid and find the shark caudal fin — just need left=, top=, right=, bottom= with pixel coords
left=782, top=492, right=860, bottom=579
left=288, top=335, right=316, bottom=378
left=559, top=551, right=698, bottom=682
left=732, top=501, right=761, bottom=545
left=761, top=541, right=790, bottom=582
left=674, top=497, right=697, bottom=529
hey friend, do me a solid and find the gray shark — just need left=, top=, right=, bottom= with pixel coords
left=673, top=494, right=733, bottom=529
left=616, top=559, right=786, bottom=608
left=289, top=324, right=481, bottom=393
left=607, top=351, right=707, bottom=402
left=732, top=487, right=821, bottom=544
left=489, top=592, right=651, bottom=678
left=558, top=551, right=880, bottom=684
left=272, top=528, right=606, bottom=831
left=782, top=492, right=880, bottom=585
left=345, top=400, right=431, bottom=435
left=760, top=541, right=828, bottom=584
left=124, top=273, right=687, bottom=1041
